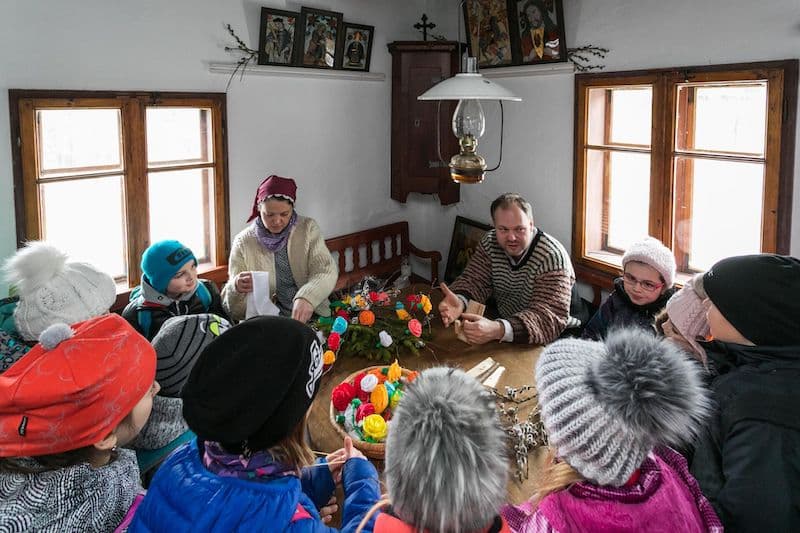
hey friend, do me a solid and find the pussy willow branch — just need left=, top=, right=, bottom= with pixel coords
left=223, top=23, right=258, bottom=91
left=567, top=45, right=609, bottom=72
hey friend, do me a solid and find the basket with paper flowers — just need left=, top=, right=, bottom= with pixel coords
left=329, top=361, right=419, bottom=459
left=315, top=279, right=435, bottom=365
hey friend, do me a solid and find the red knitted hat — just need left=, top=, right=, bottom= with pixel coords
left=0, top=314, right=156, bottom=457
left=247, top=175, right=298, bottom=222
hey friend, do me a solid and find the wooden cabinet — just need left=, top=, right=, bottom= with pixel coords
left=388, top=41, right=460, bottom=205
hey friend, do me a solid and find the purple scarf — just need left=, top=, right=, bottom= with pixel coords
left=254, top=211, right=298, bottom=252
left=202, top=440, right=297, bottom=481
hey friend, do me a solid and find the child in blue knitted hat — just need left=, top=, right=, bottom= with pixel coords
left=122, top=240, right=227, bottom=341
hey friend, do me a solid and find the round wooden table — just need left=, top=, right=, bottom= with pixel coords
left=307, top=297, right=548, bottom=508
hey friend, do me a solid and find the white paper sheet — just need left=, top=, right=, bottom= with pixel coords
left=245, top=271, right=280, bottom=319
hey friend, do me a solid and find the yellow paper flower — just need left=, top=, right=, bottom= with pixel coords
left=370, top=384, right=389, bottom=413
left=396, top=308, right=411, bottom=321
left=420, top=295, right=432, bottom=314
left=323, top=350, right=336, bottom=365
left=342, top=295, right=352, bottom=305
left=387, top=360, right=402, bottom=382
left=390, top=388, right=403, bottom=409
left=363, top=414, right=388, bottom=440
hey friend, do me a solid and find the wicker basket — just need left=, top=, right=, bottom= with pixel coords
left=328, top=365, right=413, bottom=460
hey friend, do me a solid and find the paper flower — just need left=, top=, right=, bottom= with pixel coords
left=356, top=402, right=375, bottom=422
left=327, top=332, right=341, bottom=351
left=358, top=310, right=375, bottom=327
left=323, top=350, right=336, bottom=365
left=353, top=295, right=368, bottom=309
left=331, top=382, right=356, bottom=411
left=369, top=368, right=387, bottom=384
left=379, top=330, right=393, bottom=347
left=390, top=388, right=403, bottom=409
left=370, top=383, right=389, bottom=414
left=408, top=319, right=422, bottom=337
left=387, top=359, right=402, bottom=382
left=363, top=414, right=388, bottom=440
left=406, top=294, right=420, bottom=307
left=343, top=402, right=357, bottom=432
left=369, top=291, right=380, bottom=303
left=420, top=295, right=432, bottom=314
left=360, top=373, right=379, bottom=393
left=396, top=308, right=411, bottom=321
left=332, top=316, right=349, bottom=334
left=335, top=309, right=350, bottom=320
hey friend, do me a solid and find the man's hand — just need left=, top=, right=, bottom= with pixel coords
left=438, top=282, right=465, bottom=328
left=234, top=271, right=253, bottom=294
left=461, top=313, right=505, bottom=344
left=292, top=297, right=314, bottom=323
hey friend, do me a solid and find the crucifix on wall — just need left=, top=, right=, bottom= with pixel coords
left=414, top=14, right=436, bottom=41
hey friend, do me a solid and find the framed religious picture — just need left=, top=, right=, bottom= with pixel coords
left=444, top=216, right=493, bottom=283
left=257, top=7, right=300, bottom=66
left=297, top=7, right=343, bottom=69
left=462, top=0, right=514, bottom=68
left=338, top=22, right=374, bottom=71
left=509, top=0, right=567, bottom=64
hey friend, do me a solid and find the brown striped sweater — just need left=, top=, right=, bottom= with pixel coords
left=450, top=228, right=575, bottom=345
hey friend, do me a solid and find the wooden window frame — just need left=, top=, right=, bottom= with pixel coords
left=572, top=60, right=798, bottom=289
left=9, top=90, right=230, bottom=305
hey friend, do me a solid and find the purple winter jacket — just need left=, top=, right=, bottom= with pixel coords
left=501, top=447, right=722, bottom=533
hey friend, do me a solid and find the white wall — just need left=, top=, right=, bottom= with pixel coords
left=424, top=0, right=800, bottom=283
left=2, top=0, right=798, bottom=296
left=0, top=0, right=451, bottom=296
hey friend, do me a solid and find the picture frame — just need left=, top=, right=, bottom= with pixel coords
left=462, top=0, right=515, bottom=69
left=444, top=216, right=493, bottom=283
left=257, top=7, right=300, bottom=66
left=509, top=0, right=567, bottom=65
left=338, top=22, right=374, bottom=71
left=297, top=7, right=343, bottom=69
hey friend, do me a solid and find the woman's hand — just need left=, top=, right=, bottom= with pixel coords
left=319, top=496, right=338, bottom=524
left=234, top=271, right=253, bottom=294
left=292, top=297, right=314, bottom=323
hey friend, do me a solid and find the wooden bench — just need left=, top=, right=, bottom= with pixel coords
left=324, top=221, right=441, bottom=291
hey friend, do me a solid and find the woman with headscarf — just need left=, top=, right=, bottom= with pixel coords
left=221, top=175, right=337, bottom=323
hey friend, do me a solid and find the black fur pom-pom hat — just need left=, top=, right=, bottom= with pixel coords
left=535, top=328, right=712, bottom=486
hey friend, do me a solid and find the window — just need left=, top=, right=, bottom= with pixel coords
left=572, top=60, right=797, bottom=286
left=10, top=90, right=229, bottom=293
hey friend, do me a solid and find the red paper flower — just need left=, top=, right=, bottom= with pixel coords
left=331, top=382, right=356, bottom=412
left=408, top=319, right=422, bottom=338
left=335, top=309, right=350, bottom=320
left=356, top=402, right=375, bottom=422
left=406, top=294, right=421, bottom=307
left=369, top=291, right=380, bottom=303
left=327, top=332, right=341, bottom=351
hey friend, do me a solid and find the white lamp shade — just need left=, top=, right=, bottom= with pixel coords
left=418, top=73, right=522, bottom=101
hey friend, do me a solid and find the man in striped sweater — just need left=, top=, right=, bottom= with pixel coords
left=440, top=193, right=576, bottom=345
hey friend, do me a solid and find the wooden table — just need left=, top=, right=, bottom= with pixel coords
left=307, top=295, right=548, bottom=506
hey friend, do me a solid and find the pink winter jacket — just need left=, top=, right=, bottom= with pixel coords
left=501, top=447, right=722, bottom=533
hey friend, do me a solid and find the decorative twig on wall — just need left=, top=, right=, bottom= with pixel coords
left=223, top=23, right=258, bottom=91
left=567, top=45, right=609, bottom=72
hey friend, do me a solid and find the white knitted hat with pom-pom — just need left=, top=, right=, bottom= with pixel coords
left=535, top=328, right=711, bottom=486
left=2, top=242, right=116, bottom=341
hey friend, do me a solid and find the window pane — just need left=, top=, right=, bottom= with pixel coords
left=584, top=149, right=650, bottom=256
left=148, top=168, right=214, bottom=262
left=609, top=88, right=652, bottom=146
left=39, top=176, right=127, bottom=279
left=676, top=158, right=764, bottom=271
left=38, top=109, right=122, bottom=175
left=607, top=151, right=651, bottom=250
left=146, top=107, right=212, bottom=166
left=677, top=83, right=767, bottom=155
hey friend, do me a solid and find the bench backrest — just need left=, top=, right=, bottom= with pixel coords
left=325, top=222, right=410, bottom=291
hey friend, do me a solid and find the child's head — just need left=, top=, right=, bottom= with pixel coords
left=536, top=328, right=710, bottom=489
left=141, top=240, right=198, bottom=298
left=2, top=241, right=116, bottom=341
left=384, top=367, right=508, bottom=533
left=151, top=314, right=231, bottom=397
left=661, top=273, right=711, bottom=362
left=703, top=254, right=800, bottom=346
left=182, top=316, right=323, bottom=466
left=621, top=237, right=676, bottom=306
left=0, top=315, right=157, bottom=467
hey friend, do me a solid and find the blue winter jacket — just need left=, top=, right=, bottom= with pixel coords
left=129, top=439, right=380, bottom=532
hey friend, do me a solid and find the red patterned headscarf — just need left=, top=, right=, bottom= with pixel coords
left=247, top=175, right=298, bottom=222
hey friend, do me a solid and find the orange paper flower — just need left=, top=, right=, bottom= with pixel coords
left=358, top=310, right=375, bottom=327
left=370, top=383, right=389, bottom=414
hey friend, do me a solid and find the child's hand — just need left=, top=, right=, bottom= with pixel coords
left=234, top=271, right=253, bottom=293
left=319, top=496, right=338, bottom=524
left=343, top=436, right=366, bottom=461
left=326, top=447, right=347, bottom=484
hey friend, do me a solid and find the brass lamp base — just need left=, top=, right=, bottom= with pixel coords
left=449, top=151, right=486, bottom=184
